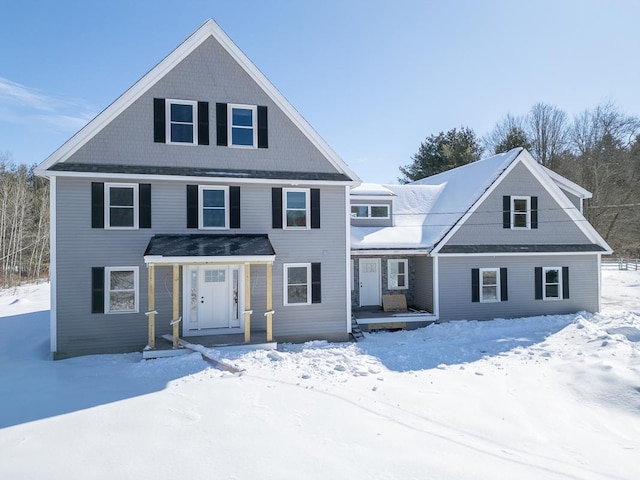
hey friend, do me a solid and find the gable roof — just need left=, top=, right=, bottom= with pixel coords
left=351, top=148, right=612, bottom=254
left=35, top=19, right=360, bottom=182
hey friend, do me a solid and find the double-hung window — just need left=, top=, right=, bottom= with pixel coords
left=351, top=204, right=390, bottom=219
left=388, top=259, right=408, bottom=289
left=105, top=183, right=138, bottom=229
left=284, top=263, right=311, bottom=305
left=543, top=267, right=562, bottom=300
left=480, top=268, right=500, bottom=302
left=199, top=186, right=228, bottom=229
left=511, top=196, right=530, bottom=229
left=105, top=267, right=139, bottom=314
left=284, top=188, right=310, bottom=229
left=228, top=104, right=257, bottom=148
left=166, top=99, right=198, bottom=144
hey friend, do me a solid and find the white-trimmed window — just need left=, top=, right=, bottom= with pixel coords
left=228, top=104, right=257, bottom=148
left=105, top=183, right=138, bottom=229
left=199, top=186, right=229, bottom=229
left=388, top=259, right=408, bottom=290
left=351, top=204, right=390, bottom=219
left=480, top=268, right=500, bottom=302
left=543, top=267, right=562, bottom=300
left=105, top=267, right=139, bottom=314
left=284, top=263, right=311, bottom=305
left=166, top=99, right=198, bottom=145
left=284, top=188, right=310, bottom=229
left=511, top=196, right=531, bottom=229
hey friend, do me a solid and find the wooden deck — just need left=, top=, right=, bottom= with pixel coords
left=352, top=308, right=436, bottom=332
left=143, top=331, right=277, bottom=359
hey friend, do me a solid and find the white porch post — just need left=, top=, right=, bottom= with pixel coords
left=266, top=263, right=273, bottom=342
left=147, top=264, right=156, bottom=349
left=172, top=264, right=180, bottom=348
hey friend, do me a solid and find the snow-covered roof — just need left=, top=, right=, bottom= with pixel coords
left=351, top=148, right=523, bottom=251
left=351, top=183, right=396, bottom=197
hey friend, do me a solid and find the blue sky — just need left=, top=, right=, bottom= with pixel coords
left=1, top=0, right=639, bottom=183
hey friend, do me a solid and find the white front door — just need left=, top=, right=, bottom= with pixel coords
left=359, top=258, right=381, bottom=307
left=185, top=266, right=241, bottom=334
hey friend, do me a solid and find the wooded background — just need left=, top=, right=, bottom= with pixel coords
left=1, top=101, right=638, bottom=289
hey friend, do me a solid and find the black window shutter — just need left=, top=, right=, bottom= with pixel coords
left=139, top=184, right=151, bottom=228
left=257, top=106, right=268, bottom=148
left=153, top=98, right=166, bottom=143
left=531, top=196, right=538, bottom=229
left=471, top=268, right=480, bottom=303
left=503, top=196, right=511, bottom=228
left=272, top=188, right=283, bottom=229
left=198, top=102, right=209, bottom=145
left=500, top=267, right=508, bottom=302
left=230, top=186, right=241, bottom=229
left=562, top=266, right=570, bottom=299
left=535, top=267, right=543, bottom=300
left=311, top=263, right=321, bottom=304
left=186, top=185, right=198, bottom=228
left=91, top=182, right=104, bottom=228
left=311, top=188, right=320, bottom=229
left=91, top=267, right=105, bottom=314
left=216, top=103, right=228, bottom=146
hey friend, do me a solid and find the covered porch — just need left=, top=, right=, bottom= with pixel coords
left=142, top=234, right=277, bottom=358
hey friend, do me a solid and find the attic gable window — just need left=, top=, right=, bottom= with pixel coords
left=503, top=195, right=538, bottom=229
left=167, top=100, right=198, bottom=144
left=228, top=104, right=257, bottom=148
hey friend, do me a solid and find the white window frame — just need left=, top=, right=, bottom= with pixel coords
left=351, top=204, right=390, bottom=219
left=511, top=196, right=531, bottom=229
left=105, top=266, right=139, bottom=314
left=283, top=188, right=310, bottom=230
left=387, top=259, right=408, bottom=290
left=198, top=185, right=229, bottom=230
left=228, top=103, right=257, bottom=149
left=105, top=183, right=138, bottom=230
left=283, top=263, right=311, bottom=306
left=543, top=267, right=562, bottom=301
left=479, top=268, right=501, bottom=303
left=166, top=99, right=198, bottom=145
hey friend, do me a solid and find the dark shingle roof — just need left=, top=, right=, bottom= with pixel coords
left=439, top=244, right=607, bottom=254
left=144, top=234, right=275, bottom=258
left=49, top=162, right=352, bottom=182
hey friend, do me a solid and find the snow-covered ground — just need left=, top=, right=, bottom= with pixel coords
left=0, top=267, right=638, bottom=479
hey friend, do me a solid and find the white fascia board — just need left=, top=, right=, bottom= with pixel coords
left=542, top=166, right=592, bottom=199
left=349, top=195, right=396, bottom=202
left=144, top=255, right=275, bottom=265
left=44, top=169, right=357, bottom=186
left=351, top=249, right=430, bottom=256
left=431, top=150, right=524, bottom=255
left=36, top=19, right=361, bottom=183
left=518, top=151, right=611, bottom=252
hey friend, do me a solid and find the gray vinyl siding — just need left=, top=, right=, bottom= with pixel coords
left=414, top=256, right=433, bottom=311
left=66, top=37, right=339, bottom=176
left=447, top=162, right=591, bottom=246
left=559, top=188, right=582, bottom=211
left=436, top=254, right=600, bottom=321
left=54, top=177, right=349, bottom=357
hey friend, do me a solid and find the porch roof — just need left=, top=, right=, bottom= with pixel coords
left=143, top=234, right=276, bottom=264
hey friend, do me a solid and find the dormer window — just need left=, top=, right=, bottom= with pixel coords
left=351, top=204, right=389, bottom=219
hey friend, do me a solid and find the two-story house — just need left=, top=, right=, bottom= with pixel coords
left=35, top=20, right=360, bottom=359
left=350, top=148, right=612, bottom=329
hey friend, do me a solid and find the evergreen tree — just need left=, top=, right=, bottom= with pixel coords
left=398, top=127, right=482, bottom=183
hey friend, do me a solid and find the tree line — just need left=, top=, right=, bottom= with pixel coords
left=399, top=101, right=640, bottom=257
left=0, top=152, right=49, bottom=288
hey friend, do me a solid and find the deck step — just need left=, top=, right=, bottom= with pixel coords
left=350, top=316, right=365, bottom=341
